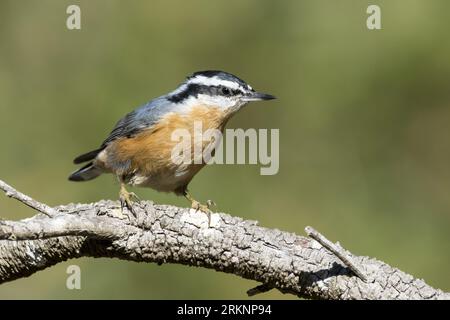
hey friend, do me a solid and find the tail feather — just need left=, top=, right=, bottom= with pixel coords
left=68, top=162, right=102, bottom=182
left=73, top=148, right=103, bottom=164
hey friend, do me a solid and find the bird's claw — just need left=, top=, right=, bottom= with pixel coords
left=128, top=192, right=140, bottom=202
left=184, top=191, right=215, bottom=227
left=191, top=200, right=210, bottom=212
left=191, top=200, right=214, bottom=226
left=119, top=186, right=139, bottom=217
left=206, top=200, right=216, bottom=209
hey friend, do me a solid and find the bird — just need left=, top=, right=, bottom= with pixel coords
left=69, top=70, right=275, bottom=220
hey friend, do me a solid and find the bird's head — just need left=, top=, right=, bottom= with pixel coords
left=168, top=70, right=276, bottom=114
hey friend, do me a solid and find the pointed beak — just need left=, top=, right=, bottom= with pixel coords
left=242, top=92, right=276, bottom=102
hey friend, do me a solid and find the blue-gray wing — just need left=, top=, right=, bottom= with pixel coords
left=73, top=97, right=176, bottom=164
left=100, top=97, right=175, bottom=147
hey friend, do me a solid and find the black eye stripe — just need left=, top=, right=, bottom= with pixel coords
left=220, top=86, right=244, bottom=97
left=169, top=84, right=244, bottom=103
left=209, top=85, right=240, bottom=97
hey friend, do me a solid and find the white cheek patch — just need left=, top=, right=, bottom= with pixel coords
left=182, top=94, right=234, bottom=109
left=199, top=94, right=234, bottom=108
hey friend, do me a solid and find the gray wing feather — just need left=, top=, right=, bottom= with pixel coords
left=101, top=97, right=177, bottom=148
left=72, top=97, right=177, bottom=166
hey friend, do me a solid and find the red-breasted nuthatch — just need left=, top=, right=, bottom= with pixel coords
left=69, top=70, right=275, bottom=218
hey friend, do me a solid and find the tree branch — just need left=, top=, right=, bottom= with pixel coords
left=0, top=181, right=55, bottom=217
left=305, top=226, right=368, bottom=282
left=0, top=179, right=449, bottom=299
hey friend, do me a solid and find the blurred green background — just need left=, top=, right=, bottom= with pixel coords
left=1, top=0, right=450, bottom=299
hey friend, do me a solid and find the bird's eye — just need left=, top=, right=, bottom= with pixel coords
left=221, top=87, right=231, bottom=96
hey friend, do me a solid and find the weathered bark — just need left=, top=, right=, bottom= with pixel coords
left=0, top=180, right=449, bottom=300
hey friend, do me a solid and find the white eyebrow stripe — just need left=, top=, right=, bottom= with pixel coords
left=188, top=76, right=242, bottom=91
left=170, top=83, right=188, bottom=95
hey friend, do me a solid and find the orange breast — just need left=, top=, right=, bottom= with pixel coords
left=101, top=105, right=228, bottom=192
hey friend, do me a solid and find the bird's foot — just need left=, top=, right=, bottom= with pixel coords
left=184, top=191, right=216, bottom=226
left=119, top=185, right=139, bottom=217
left=191, top=199, right=210, bottom=212
left=190, top=199, right=216, bottom=227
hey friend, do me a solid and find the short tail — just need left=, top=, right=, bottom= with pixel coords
left=73, top=148, right=103, bottom=164
left=68, top=162, right=102, bottom=182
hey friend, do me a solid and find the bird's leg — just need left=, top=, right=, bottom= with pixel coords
left=119, top=183, right=139, bottom=216
left=184, top=191, right=215, bottom=226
